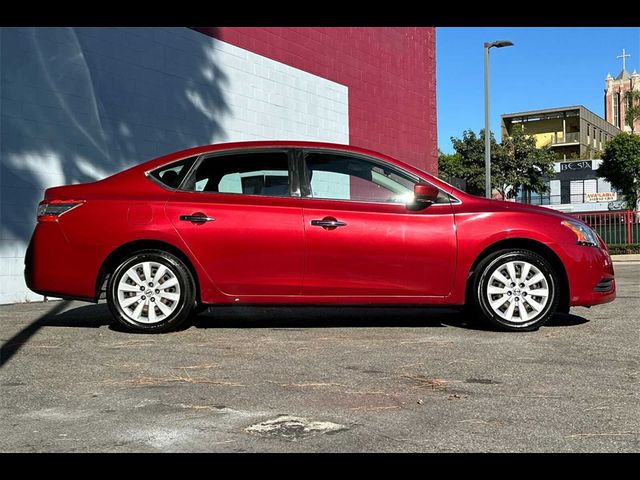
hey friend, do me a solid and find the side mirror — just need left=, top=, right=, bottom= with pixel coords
left=413, top=183, right=439, bottom=205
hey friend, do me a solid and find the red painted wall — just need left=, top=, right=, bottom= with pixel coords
left=192, top=27, right=437, bottom=174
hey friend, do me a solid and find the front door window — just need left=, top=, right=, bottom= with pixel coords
left=304, top=152, right=418, bottom=204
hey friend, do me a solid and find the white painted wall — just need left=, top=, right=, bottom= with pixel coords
left=0, top=27, right=348, bottom=304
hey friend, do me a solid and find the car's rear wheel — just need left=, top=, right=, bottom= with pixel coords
left=107, top=250, right=195, bottom=333
left=472, top=249, right=559, bottom=331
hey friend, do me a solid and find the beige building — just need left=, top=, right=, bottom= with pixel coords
left=501, top=106, right=621, bottom=160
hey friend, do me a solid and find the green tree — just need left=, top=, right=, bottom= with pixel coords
left=493, top=125, right=556, bottom=200
left=597, top=133, right=640, bottom=209
left=445, top=127, right=555, bottom=199
left=624, top=90, right=640, bottom=133
left=447, top=129, right=500, bottom=196
left=570, top=146, right=603, bottom=160
left=437, top=150, right=463, bottom=181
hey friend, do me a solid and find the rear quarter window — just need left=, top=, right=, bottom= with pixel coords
left=149, top=156, right=197, bottom=189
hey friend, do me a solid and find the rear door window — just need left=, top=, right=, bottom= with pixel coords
left=182, top=151, right=292, bottom=197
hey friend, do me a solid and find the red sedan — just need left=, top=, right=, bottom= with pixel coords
left=25, top=141, right=615, bottom=333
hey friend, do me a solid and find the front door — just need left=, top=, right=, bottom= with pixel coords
left=300, top=151, right=456, bottom=297
left=166, top=149, right=304, bottom=296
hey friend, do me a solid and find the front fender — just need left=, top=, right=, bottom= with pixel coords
left=448, top=210, right=570, bottom=304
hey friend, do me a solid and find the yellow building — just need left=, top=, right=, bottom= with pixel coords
left=501, top=106, right=621, bottom=160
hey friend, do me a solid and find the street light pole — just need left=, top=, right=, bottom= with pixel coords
left=483, top=40, right=514, bottom=199
left=484, top=44, right=491, bottom=199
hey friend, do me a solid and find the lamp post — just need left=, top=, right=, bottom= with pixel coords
left=484, top=40, right=514, bottom=199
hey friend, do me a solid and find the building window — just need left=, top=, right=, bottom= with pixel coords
left=624, top=94, right=631, bottom=128
left=561, top=180, right=570, bottom=204
left=550, top=179, right=561, bottom=204
left=546, top=179, right=600, bottom=204
left=613, top=93, right=620, bottom=128
left=570, top=180, right=584, bottom=203
left=597, top=177, right=610, bottom=193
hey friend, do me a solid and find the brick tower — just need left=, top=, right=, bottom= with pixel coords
left=604, top=48, right=640, bottom=133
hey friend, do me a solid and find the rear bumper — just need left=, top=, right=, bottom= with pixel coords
left=24, top=223, right=100, bottom=301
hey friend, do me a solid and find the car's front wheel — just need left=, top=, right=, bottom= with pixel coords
left=107, top=250, right=195, bottom=333
left=472, top=249, right=559, bottom=331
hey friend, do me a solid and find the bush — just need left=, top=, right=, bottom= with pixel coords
left=607, top=243, right=640, bottom=255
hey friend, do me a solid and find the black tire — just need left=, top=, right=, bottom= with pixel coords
left=471, top=249, right=559, bottom=332
left=107, top=249, right=196, bottom=333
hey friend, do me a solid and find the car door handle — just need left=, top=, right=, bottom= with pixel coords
left=179, top=213, right=215, bottom=224
left=311, top=218, right=347, bottom=229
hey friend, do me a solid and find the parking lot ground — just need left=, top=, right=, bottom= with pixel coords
left=1, top=264, right=638, bottom=452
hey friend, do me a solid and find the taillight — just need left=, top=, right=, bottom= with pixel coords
left=37, top=200, right=85, bottom=222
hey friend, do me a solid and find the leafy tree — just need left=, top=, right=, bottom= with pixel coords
left=437, top=150, right=462, bottom=178
left=437, top=150, right=464, bottom=185
left=569, top=146, right=603, bottom=160
left=624, top=90, right=640, bottom=133
left=597, top=133, right=640, bottom=209
left=493, top=125, right=556, bottom=200
left=444, top=127, right=555, bottom=199
left=447, top=129, right=500, bottom=196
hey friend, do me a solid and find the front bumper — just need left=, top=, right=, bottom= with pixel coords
left=561, top=243, right=616, bottom=307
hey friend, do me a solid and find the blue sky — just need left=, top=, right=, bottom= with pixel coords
left=436, top=27, right=640, bottom=153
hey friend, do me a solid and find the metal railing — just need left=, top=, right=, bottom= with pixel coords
left=572, top=210, right=639, bottom=245
left=544, top=132, right=580, bottom=146
left=518, top=194, right=622, bottom=207
left=556, top=132, right=579, bottom=144
left=517, top=194, right=580, bottom=205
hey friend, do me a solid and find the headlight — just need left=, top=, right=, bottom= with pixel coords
left=561, top=219, right=599, bottom=247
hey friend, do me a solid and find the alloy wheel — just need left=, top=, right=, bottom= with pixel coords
left=485, top=260, right=550, bottom=324
left=116, top=261, right=182, bottom=324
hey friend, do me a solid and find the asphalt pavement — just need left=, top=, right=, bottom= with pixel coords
left=1, top=264, right=638, bottom=452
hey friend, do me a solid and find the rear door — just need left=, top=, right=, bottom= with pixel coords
left=165, top=149, right=304, bottom=296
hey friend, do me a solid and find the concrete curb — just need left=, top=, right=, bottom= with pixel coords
left=611, top=254, right=640, bottom=264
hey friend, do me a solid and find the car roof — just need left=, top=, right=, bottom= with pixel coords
left=143, top=141, right=396, bottom=168
left=114, top=140, right=464, bottom=198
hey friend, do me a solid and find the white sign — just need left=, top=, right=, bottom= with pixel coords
left=585, top=192, right=617, bottom=202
